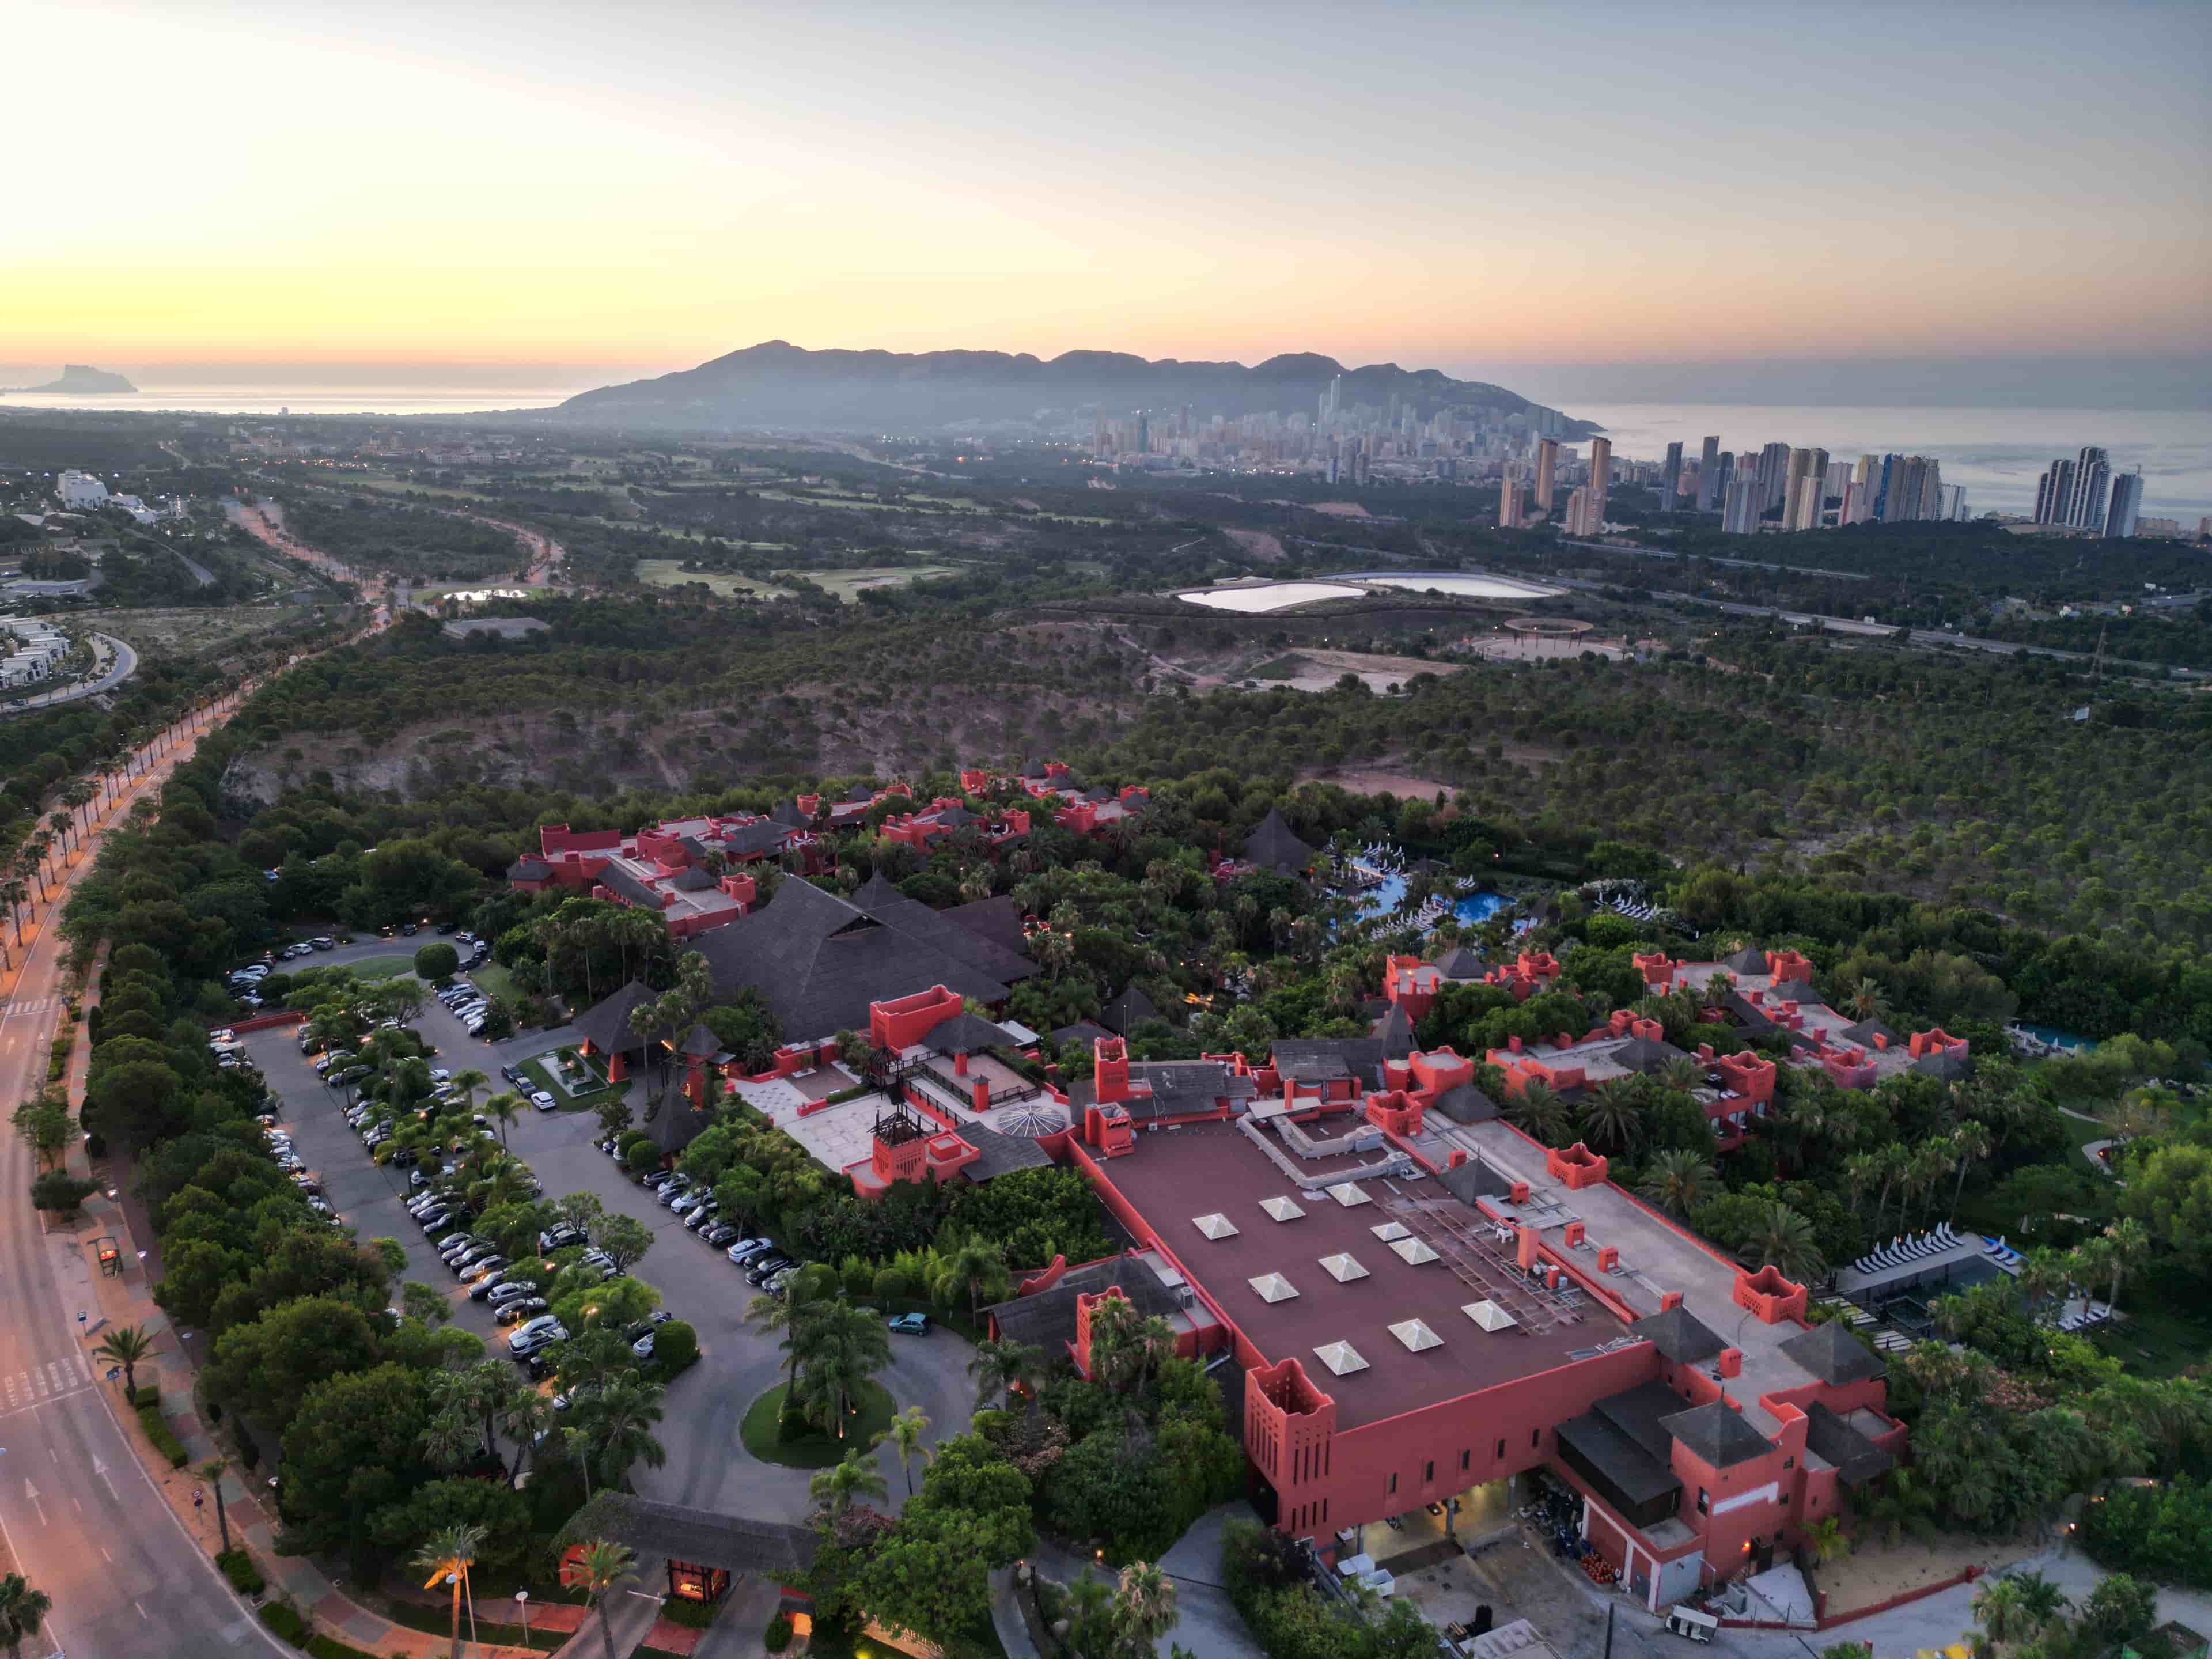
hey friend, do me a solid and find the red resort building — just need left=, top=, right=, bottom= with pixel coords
left=987, top=1034, right=1907, bottom=1609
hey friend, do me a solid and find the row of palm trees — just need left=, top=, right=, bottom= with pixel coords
left=746, top=1269, right=894, bottom=1441
left=408, top=1525, right=639, bottom=1659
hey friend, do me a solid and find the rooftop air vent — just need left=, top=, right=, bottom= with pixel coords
left=1329, top=1183, right=1373, bottom=1209
left=1248, top=1272, right=1298, bottom=1303
left=1259, top=1196, right=1306, bottom=1223
left=1389, top=1237, right=1441, bottom=1267
left=1192, top=1213, right=1240, bottom=1240
left=1463, top=1300, right=1518, bottom=1332
left=1370, top=1221, right=1412, bottom=1242
left=1389, top=1317, right=1444, bottom=1353
left=1313, top=1340, right=1369, bottom=1377
left=1318, top=1252, right=1370, bottom=1283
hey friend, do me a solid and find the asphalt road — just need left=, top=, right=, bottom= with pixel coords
left=244, top=980, right=976, bottom=1529
left=0, top=633, right=138, bottom=718
left=0, top=705, right=294, bottom=1659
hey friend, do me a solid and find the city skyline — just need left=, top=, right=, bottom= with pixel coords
left=6, top=1, right=2208, bottom=378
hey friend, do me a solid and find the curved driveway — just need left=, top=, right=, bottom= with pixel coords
left=0, top=632, right=138, bottom=718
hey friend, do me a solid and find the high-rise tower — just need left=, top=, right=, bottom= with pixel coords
left=1533, top=438, right=1558, bottom=510
left=1696, top=435, right=1721, bottom=510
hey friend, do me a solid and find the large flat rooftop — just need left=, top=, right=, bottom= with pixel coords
left=1099, top=1117, right=1624, bottom=1429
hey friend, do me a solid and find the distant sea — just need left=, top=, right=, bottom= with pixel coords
left=1569, top=403, right=2212, bottom=521
left=0, top=384, right=578, bottom=416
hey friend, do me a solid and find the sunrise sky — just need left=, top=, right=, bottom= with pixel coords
left=6, top=0, right=2209, bottom=386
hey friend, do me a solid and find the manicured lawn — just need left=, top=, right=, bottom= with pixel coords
left=349, top=956, right=418, bottom=980
left=739, top=1381, right=894, bottom=1469
left=2091, top=1279, right=2212, bottom=1378
left=468, top=959, right=519, bottom=1003
left=2061, top=1107, right=2114, bottom=1171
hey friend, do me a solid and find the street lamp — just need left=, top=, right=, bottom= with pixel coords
left=514, top=1590, right=529, bottom=1645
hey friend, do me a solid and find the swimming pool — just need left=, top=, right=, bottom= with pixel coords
left=1350, top=876, right=1513, bottom=926
left=2014, top=1023, right=2098, bottom=1052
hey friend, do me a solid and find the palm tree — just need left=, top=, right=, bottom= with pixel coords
left=565, top=1539, right=637, bottom=1659
left=2014, top=1250, right=2074, bottom=1324
left=2100, top=1218, right=2149, bottom=1312
left=1636, top=1150, right=1716, bottom=1219
left=485, top=1089, right=523, bottom=1150
left=198, top=1456, right=234, bottom=1554
left=579, top=1370, right=667, bottom=1488
left=1905, top=1138, right=1956, bottom=1230
left=421, top=1404, right=479, bottom=1472
left=1579, top=1078, right=1643, bottom=1154
left=967, top=1338, right=1045, bottom=1409
left=502, top=1391, right=559, bottom=1483
left=1738, top=1202, right=1825, bottom=1283
left=94, top=1325, right=154, bottom=1399
left=1802, top=1514, right=1850, bottom=1565
left=937, top=1237, right=1006, bottom=1327
left=1868, top=1141, right=1909, bottom=1236
left=796, top=1304, right=892, bottom=1440
left=448, top=1067, right=489, bottom=1113
left=748, top=1282, right=826, bottom=1392
left=1113, top=1560, right=1181, bottom=1654
left=0, top=1573, right=52, bottom=1659
left=1847, top=980, right=1889, bottom=1022
left=411, top=1521, right=487, bottom=1659
left=1946, top=1122, right=1993, bottom=1221
left=874, top=1404, right=932, bottom=1496
left=808, top=1448, right=889, bottom=1516
left=2009, top=1571, right=2070, bottom=1634
left=1506, top=1081, right=1569, bottom=1145
left=1657, top=1054, right=1704, bottom=1094
left=1842, top=1151, right=1883, bottom=1219
left=1972, top=1575, right=2029, bottom=1645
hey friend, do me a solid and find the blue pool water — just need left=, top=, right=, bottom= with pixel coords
left=2015, top=1023, right=2097, bottom=1052
left=1351, top=876, right=1513, bottom=927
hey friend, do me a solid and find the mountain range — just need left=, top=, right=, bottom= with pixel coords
left=556, top=340, right=1592, bottom=434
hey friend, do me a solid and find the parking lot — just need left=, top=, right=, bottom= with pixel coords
left=243, top=979, right=978, bottom=1524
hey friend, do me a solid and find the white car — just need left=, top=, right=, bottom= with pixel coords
left=530, top=1090, right=556, bottom=1112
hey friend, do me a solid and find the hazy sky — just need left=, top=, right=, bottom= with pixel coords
left=6, top=0, right=2208, bottom=382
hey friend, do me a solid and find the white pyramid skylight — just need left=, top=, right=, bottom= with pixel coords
left=1463, top=1299, right=1518, bottom=1332
left=1369, top=1221, right=1412, bottom=1242
left=1248, top=1272, right=1299, bottom=1304
left=1318, top=1252, right=1370, bottom=1283
left=1259, top=1196, right=1306, bottom=1223
left=1193, top=1213, right=1240, bottom=1240
left=1313, top=1340, right=1369, bottom=1377
left=1389, top=1237, right=1441, bottom=1267
left=1329, top=1182, right=1373, bottom=1209
left=1389, top=1318, right=1444, bottom=1353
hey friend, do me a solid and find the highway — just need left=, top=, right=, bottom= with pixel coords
left=0, top=634, right=139, bottom=719
left=0, top=701, right=294, bottom=1659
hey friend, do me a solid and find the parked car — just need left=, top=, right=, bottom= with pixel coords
left=507, top=1316, right=566, bottom=1356
left=538, top=1225, right=588, bottom=1252
left=496, top=1297, right=550, bottom=1326
left=595, top=1136, right=620, bottom=1157
left=746, top=1255, right=794, bottom=1286
left=630, top=1333, right=655, bottom=1359
left=501, top=1065, right=525, bottom=1085
left=459, top=1255, right=507, bottom=1283
left=530, top=1090, right=556, bottom=1112
left=682, top=1204, right=720, bottom=1233
left=486, top=1279, right=539, bottom=1306
left=725, top=1238, right=772, bottom=1264
left=888, top=1312, right=931, bottom=1336
left=703, top=1224, right=740, bottom=1248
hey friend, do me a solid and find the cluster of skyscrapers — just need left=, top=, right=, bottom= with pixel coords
left=2032, top=446, right=2143, bottom=539
left=1085, top=375, right=1573, bottom=486
left=1703, top=442, right=1961, bottom=534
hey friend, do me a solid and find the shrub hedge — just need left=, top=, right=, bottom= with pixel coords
left=137, top=1402, right=189, bottom=1468
left=260, top=1601, right=310, bottom=1647
left=217, top=1549, right=266, bottom=1596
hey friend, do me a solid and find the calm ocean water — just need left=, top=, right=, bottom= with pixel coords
left=0, top=385, right=578, bottom=416
left=1568, top=403, right=2212, bottom=521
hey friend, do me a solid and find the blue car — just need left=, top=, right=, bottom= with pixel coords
left=887, top=1312, right=931, bottom=1336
